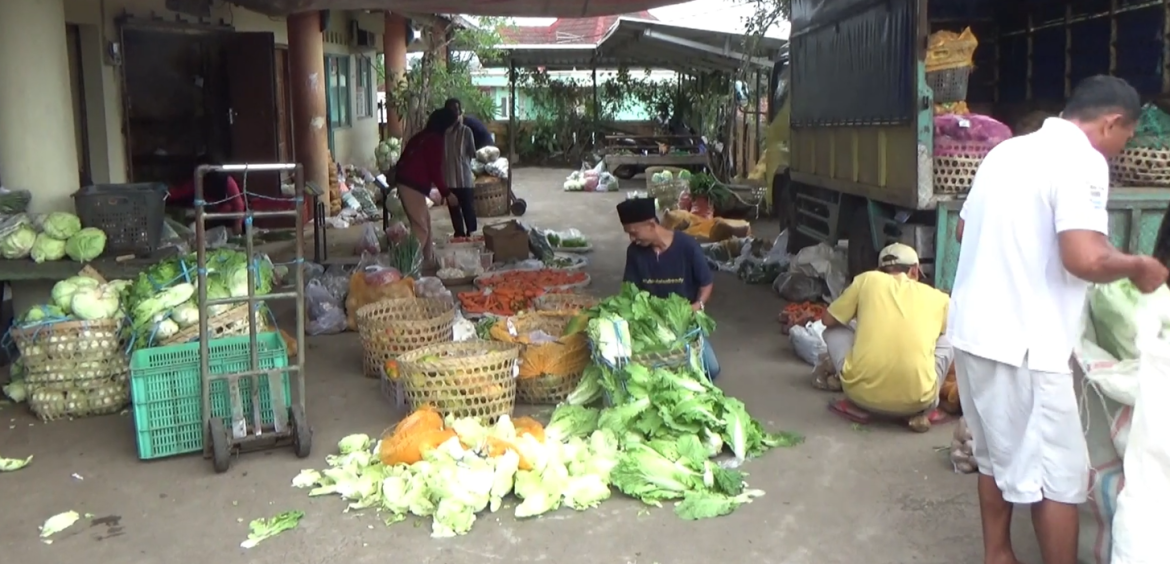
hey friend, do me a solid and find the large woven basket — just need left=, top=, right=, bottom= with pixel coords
left=356, top=297, right=456, bottom=379
left=474, top=176, right=509, bottom=218
left=1110, top=143, right=1170, bottom=187
left=932, top=140, right=995, bottom=194
left=397, top=341, right=520, bottom=420
left=489, top=313, right=590, bottom=404
left=533, top=293, right=599, bottom=314
left=28, top=373, right=130, bottom=421
left=11, top=318, right=125, bottom=375
left=162, top=304, right=269, bottom=346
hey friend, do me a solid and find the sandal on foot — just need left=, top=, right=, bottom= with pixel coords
left=828, top=399, right=871, bottom=424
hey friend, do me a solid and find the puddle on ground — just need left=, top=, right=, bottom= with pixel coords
left=90, top=515, right=124, bottom=540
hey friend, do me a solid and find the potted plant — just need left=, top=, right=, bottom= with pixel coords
left=685, top=173, right=732, bottom=218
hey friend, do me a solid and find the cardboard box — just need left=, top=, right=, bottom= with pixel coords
left=483, top=221, right=530, bottom=263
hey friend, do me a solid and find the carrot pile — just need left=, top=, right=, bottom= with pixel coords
left=779, top=301, right=826, bottom=335
left=476, top=269, right=588, bottom=291
left=458, top=288, right=571, bottom=316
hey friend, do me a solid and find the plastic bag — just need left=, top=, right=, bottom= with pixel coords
left=320, top=264, right=351, bottom=303
left=306, top=280, right=347, bottom=335
left=471, top=160, right=486, bottom=175
left=783, top=243, right=849, bottom=301
left=1089, top=280, right=1170, bottom=361
left=204, top=226, right=230, bottom=249
left=476, top=146, right=501, bottom=164
left=453, top=313, right=477, bottom=342
left=773, top=272, right=826, bottom=303
left=949, top=418, right=977, bottom=474
left=598, top=172, right=619, bottom=192
left=364, top=265, right=403, bottom=287
left=385, top=221, right=409, bottom=246
left=485, top=157, right=510, bottom=179
left=303, top=261, right=326, bottom=281
left=413, top=276, right=452, bottom=301
left=1110, top=336, right=1170, bottom=563
left=355, top=223, right=382, bottom=256
left=789, top=320, right=827, bottom=366
left=345, top=255, right=416, bottom=330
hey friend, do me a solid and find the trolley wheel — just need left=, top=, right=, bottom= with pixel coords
left=510, top=198, right=528, bottom=216
left=291, top=405, right=312, bottom=459
left=209, top=418, right=231, bottom=474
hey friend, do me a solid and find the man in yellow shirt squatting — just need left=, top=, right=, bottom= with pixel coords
left=816, top=243, right=954, bottom=433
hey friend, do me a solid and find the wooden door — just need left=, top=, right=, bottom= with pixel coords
left=225, top=32, right=280, bottom=199
left=274, top=47, right=294, bottom=164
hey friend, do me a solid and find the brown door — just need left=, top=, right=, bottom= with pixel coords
left=225, top=32, right=280, bottom=200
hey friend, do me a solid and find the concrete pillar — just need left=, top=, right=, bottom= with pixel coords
left=287, top=12, right=331, bottom=210
left=0, top=0, right=80, bottom=212
left=383, top=12, right=407, bottom=139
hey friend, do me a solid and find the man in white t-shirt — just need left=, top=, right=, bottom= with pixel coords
left=950, top=75, right=1168, bottom=564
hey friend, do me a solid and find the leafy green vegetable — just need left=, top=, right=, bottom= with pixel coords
left=39, top=510, right=81, bottom=540
left=545, top=405, right=600, bottom=442
left=586, top=283, right=715, bottom=354
left=0, top=454, right=32, bottom=472
left=31, top=233, right=66, bottom=263
left=0, top=224, right=37, bottom=259
left=42, top=212, right=81, bottom=240
left=240, top=510, right=304, bottom=549
left=64, top=227, right=106, bottom=262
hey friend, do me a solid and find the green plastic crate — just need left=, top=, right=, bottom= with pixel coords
left=130, top=333, right=290, bottom=460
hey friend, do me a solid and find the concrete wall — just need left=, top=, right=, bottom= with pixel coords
left=61, top=0, right=382, bottom=183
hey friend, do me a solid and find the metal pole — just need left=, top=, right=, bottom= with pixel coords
left=194, top=165, right=211, bottom=456
left=294, top=165, right=306, bottom=410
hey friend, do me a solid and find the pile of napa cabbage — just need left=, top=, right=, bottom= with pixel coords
left=0, top=212, right=106, bottom=263
left=124, top=249, right=275, bottom=348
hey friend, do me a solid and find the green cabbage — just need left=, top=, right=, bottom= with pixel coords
left=70, top=285, right=121, bottom=320
left=20, top=304, right=67, bottom=325
left=1, top=225, right=37, bottom=259
left=30, top=233, right=66, bottom=263
left=1089, top=279, right=1170, bottom=360
left=51, top=276, right=100, bottom=311
left=41, top=212, right=82, bottom=240
left=64, top=227, right=107, bottom=262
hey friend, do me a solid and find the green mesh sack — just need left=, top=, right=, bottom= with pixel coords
left=1128, top=104, right=1170, bottom=150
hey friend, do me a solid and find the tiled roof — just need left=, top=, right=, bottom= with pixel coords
left=500, top=12, right=657, bottom=45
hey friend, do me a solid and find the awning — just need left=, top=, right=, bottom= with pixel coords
left=499, top=18, right=787, bottom=72
left=229, top=0, right=688, bottom=17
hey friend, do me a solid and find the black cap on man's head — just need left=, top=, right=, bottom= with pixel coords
left=616, top=198, right=657, bottom=225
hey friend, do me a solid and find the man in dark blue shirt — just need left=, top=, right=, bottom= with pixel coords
left=444, top=98, right=494, bottom=150
left=617, top=198, right=720, bottom=380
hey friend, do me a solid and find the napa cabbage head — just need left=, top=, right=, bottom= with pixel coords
left=1, top=224, right=37, bottom=259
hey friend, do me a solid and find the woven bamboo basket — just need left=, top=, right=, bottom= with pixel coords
left=27, top=373, right=130, bottom=421
left=474, top=176, right=509, bottom=218
left=489, top=313, right=590, bottom=404
left=397, top=341, right=520, bottom=420
left=1110, top=143, right=1170, bottom=187
left=11, top=318, right=125, bottom=377
left=932, top=155, right=981, bottom=194
left=533, top=292, right=599, bottom=313
left=356, top=297, right=456, bottom=379
left=161, top=304, right=270, bottom=346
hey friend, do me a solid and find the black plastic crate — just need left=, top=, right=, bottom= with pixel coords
left=927, top=66, right=972, bottom=104
left=73, top=183, right=167, bottom=257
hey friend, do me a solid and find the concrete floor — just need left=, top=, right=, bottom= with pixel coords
left=0, top=168, right=1043, bottom=564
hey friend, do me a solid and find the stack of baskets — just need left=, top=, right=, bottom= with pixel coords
left=11, top=318, right=130, bottom=421
left=488, top=312, right=591, bottom=404
left=473, top=176, right=509, bottom=218
left=925, top=28, right=978, bottom=104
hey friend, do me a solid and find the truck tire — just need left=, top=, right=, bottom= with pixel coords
left=613, top=166, right=637, bottom=180
left=847, top=206, right=878, bottom=279
left=771, top=171, right=794, bottom=231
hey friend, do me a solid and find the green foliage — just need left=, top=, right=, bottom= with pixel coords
left=380, top=18, right=507, bottom=138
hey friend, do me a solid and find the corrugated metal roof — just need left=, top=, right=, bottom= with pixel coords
left=498, top=12, right=658, bottom=45
left=498, top=18, right=787, bottom=72
left=229, top=0, right=685, bottom=17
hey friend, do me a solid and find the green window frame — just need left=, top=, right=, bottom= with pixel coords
left=355, top=55, right=374, bottom=119
left=325, top=54, right=351, bottom=128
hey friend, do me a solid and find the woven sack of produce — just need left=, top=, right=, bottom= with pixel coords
left=396, top=341, right=520, bottom=420
left=356, top=296, right=455, bottom=379
left=489, top=312, right=590, bottom=404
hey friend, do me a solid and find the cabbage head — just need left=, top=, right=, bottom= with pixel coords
left=1, top=225, right=37, bottom=259
left=65, top=227, right=107, bottom=262
left=21, top=304, right=67, bottom=325
left=41, top=212, right=82, bottom=240
left=51, top=276, right=100, bottom=311
left=71, top=285, right=121, bottom=321
left=31, top=233, right=67, bottom=263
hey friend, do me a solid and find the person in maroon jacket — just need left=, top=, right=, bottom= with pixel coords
left=168, top=154, right=246, bottom=233
left=395, top=109, right=458, bottom=262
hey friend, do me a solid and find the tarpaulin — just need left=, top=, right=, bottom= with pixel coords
left=790, top=0, right=916, bottom=126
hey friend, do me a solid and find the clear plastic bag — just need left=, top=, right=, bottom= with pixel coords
left=320, top=264, right=351, bottom=302
left=355, top=223, right=382, bottom=256
left=789, top=320, right=827, bottom=366
left=303, top=261, right=326, bottom=281
left=385, top=220, right=409, bottom=246
left=413, top=276, right=451, bottom=301
left=306, top=280, right=347, bottom=335
left=364, top=265, right=403, bottom=287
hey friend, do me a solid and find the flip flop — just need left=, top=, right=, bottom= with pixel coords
left=927, top=409, right=951, bottom=425
left=828, top=399, right=871, bottom=424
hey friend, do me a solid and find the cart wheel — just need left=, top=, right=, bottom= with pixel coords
left=291, top=405, right=312, bottom=459
left=209, top=418, right=231, bottom=474
left=510, top=198, right=528, bottom=216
